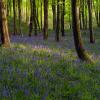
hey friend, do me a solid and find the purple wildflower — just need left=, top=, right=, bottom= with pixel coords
left=56, top=70, right=63, bottom=77
left=34, top=68, right=41, bottom=78
left=7, top=67, right=14, bottom=75
left=22, top=71, right=28, bottom=78
left=24, top=89, right=30, bottom=96
left=16, top=68, right=21, bottom=74
left=45, top=67, right=51, bottom=74
left=42, top=91, right=49, bottom=100
left=2, top=88, right=9, bottom=97
left=33, top=87, right=39, bottom=95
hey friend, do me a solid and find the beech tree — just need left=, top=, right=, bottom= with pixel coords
left=87, top=0, right=95, bottom=43
left=13, top=0, right=17, bottom=35
left=52, top=0, right=56, bottom=31
left=71, top=0, right=92, bottom=62
left=56, top=0, right=60, bottom=41
left=43, top=0, right=48, bottom=40
left=18, top=0, right=22, bottom=35
left=0, top=0, right=10, bottom=47
left=61, top=0, right=65, bottom=36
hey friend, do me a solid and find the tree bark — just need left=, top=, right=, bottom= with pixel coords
left=43, top=0, right=48, bottom=40
left=71, top=0, right=92, bottom=62
left=87, top=0, right=95, bottom=43
left=61, top=0, right=65, bottom=36
left=56, top=0, right=60, bottom=41
left=0, top=0, right=10, bottom=47
left=13, top=0, right=17, bottom=35
left=52, top=0, right=56, bottom=31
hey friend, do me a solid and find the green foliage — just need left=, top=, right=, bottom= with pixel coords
left=0, top=32, right=100, bottom=100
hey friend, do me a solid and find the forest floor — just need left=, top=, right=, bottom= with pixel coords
left=0, top=28, right=100, bottom=100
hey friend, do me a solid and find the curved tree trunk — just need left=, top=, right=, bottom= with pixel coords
left=0, top=0, right=10, bottom=47
left=71, top=0, right=92, bottom=62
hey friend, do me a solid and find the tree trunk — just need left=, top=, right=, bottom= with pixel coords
left=56, top=0, right=60, bottom=41
left=13, top=0, right=17, bottom=35
left=52, top=0, right=56, bottom=31
left=87, top=0, right=95, bottom=43
left=29, top=0, right=33, bottom=37
left=71, top=0, right=92, bottom=62
left=0, top=0, right=10, bottom=47
left=18, top=0, right=22, bottom=35
left=43, top=0, right=48, bottom=40
left=40, top=1, right=43, bottom=31
left=61, top=0, right=65, bottom=36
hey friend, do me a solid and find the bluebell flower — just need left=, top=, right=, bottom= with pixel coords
left=16, top=68, right=21, bottom=74
left=33, top=87, right=39, bottom=95
left=56, top=70, right=62, bottom=77
left=2, top=88, right=9, bottom=97
left=48, top=77, right=55, bottom=82
left=22, top=71, right=28, bottom=78
left=7, top=67, right=14, bottom=75
left=45, top=67, right=51, bottom=74
left=34, top=69, right=41, bottom=78
left=24, top=89, right=30, bottom=96
left=42, top=91, right=49, bottom=100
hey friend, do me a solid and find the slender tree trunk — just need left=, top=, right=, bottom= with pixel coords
left=40, top=1, right=43, bottom=30
left=84, top=0, right=88, bottom=29
left=13, top=0, right=17, bottom=35
left=52, top=0, right=56, bottom=31
left=18, top=0, right=22, bottom=35
left=29, top=0, right=33, bottom=37
left=43, top=0, right=48, bottom=40
left=61, top=0, right=65, bottom=36
left=33, top=0, right=37, bottom=36
left=56, top=0, right=60, bottom=41
left=87, top=0, right=95, bottom=43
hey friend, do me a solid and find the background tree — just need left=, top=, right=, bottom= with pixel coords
left=52, top=0, right=56, bottom=31
left=18, top=0, right=22, bottom=35
left=61, top=0, right=65, bottom=36
left=87, top=0, right=95, bottom=43
left=43, top=0, right=48, bottom=40
left=56, top=0, right=60, bottom=41
left=13, top=0, right=17, bottom=35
